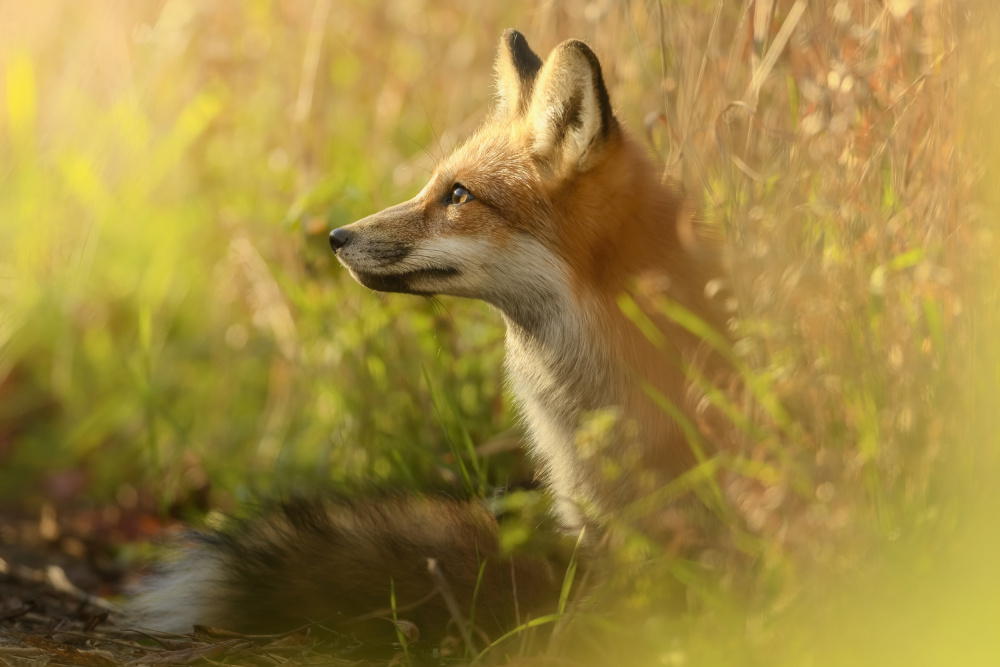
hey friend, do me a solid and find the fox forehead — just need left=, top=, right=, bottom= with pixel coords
left=425, top=125, right=553, bottom=227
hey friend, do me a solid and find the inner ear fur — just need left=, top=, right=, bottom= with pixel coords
left=495, top=29, right=543, bottom=117
left=528, top=39, right=618, bottom=174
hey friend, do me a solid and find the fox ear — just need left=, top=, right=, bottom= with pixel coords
left=495, top=29, right=543, bottom=117
left=528, top=39, right=617, bottom=174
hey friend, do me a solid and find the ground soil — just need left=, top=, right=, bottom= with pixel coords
left=0, top=509, right=391, bottom=666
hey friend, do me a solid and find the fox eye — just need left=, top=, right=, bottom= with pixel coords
left=448, top=184, right=474, bottom=206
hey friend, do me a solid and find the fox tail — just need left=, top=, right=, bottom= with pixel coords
left=130, top=494, right=561, bottom=644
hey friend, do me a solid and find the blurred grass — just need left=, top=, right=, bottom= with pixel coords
left=0, top=1, right=535, bottom=506
left=1, top=0, right=998, bottom=664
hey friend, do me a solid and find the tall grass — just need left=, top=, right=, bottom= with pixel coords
left=1, top=0, right=996, bottom=664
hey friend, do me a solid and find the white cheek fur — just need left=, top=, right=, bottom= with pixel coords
left=403, top=235, right=569, bottom=305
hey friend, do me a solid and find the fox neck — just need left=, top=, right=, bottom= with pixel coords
left=502, top=287, right=700, bottom=538
left=502, top=299, right=624, bottom=534
left=499, top=154, right=715, bottom=537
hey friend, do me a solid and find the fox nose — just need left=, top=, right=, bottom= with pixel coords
left=329, top=227, right=352, bottom=251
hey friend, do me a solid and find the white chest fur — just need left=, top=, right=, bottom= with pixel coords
left=503, top=306, right=623, bottom=533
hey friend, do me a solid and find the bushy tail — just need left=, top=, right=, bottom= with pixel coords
left=131, top=494, right=561, bottom=643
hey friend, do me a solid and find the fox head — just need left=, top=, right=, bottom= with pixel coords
left=328, top=30, right=663, bottom=328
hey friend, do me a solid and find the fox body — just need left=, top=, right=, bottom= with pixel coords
left=331, top=31, right=722, bottom=536
left=134, top=31, right=724, bottom=641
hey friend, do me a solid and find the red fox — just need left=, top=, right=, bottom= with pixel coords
left=134, top=30, right=726, bottom=644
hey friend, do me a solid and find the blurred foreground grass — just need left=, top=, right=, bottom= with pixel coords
left=1, top=0, right=998, bottom=664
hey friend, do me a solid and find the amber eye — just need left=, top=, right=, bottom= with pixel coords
left=449, top=184, right=474, bottom=206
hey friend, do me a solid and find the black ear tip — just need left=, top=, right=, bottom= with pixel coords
left=502, top=29, right=528, bottom=50
left=560, top=39, right=601, bottom=67
left=502, top=28, right=523, bottom=42
left=502, top=28, right=542, bottom=74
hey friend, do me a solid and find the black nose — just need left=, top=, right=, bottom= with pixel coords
left=329, top=227, right=352, bottom=251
